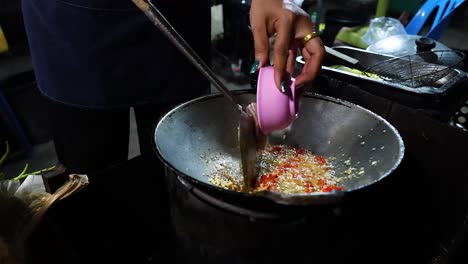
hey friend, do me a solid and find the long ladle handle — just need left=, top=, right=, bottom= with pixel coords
left=132, top=0, right=242, bottom=109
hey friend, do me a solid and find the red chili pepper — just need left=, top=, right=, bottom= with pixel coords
left=314, top=156, right=327, bottom=166
left=272, top=145, right=282, bottom=152
left=260, top=174, right=279, bottom=190
left=322, top=185, right=344, bottom=192
left=296, top=148, right=305, bottom=155
left=305, top=182, right=315, bottom=193
left=317, top=179, right=326, bottom=188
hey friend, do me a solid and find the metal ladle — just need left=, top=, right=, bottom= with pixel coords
left=132, top=0, right=262, bottom=191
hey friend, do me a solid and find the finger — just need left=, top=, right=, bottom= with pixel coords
left=293, top=15, right=315, bottom=41
left=299, top=47, right=311, bottom=79
left=250, top=14, right=270, bottom=71
left=286, top=48, right=297, bottom=75
left=301, top=47, right=311, bottom=61
left=273, top=13, right=294, bottom=93
left=295, top=38, right=325, bottom=87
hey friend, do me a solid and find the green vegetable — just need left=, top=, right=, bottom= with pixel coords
left=12, top=165, right=56, bottom=182
left=0, top=141, right=10, bottom=168
left=330, top=65, right=381, bottom=80
left=0, top=141, right=56, bottom=182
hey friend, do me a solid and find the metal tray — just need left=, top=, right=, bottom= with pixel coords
left=296, top=46, right=467, bottom=96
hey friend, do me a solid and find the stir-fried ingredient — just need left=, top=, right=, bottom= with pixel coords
left=209, top=144, right=345, bottom=194
left=255, top=145, right=342, bottom=193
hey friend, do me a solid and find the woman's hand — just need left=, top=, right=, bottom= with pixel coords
left=249, top=0, right=325, bottom=92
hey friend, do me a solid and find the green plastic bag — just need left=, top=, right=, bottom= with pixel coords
left=335, top=25, right=369, bottom=49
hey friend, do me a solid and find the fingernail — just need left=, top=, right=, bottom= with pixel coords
left=250, top=60, right=260, bottom=74
left=280, top=80, right=287, bottom=94
left=250, top=75, right=258, bottom=89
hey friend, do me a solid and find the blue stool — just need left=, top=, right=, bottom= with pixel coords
left=405, top=0, right=466, bottom=40
left=0, top=84, right=32, bottom=157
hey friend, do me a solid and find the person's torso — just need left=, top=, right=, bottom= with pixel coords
left=22, top=0, right=211, bottom=108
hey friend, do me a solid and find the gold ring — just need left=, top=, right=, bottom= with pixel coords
left=302, top=32, right=319, bottom=45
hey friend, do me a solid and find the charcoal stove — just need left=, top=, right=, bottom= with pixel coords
left=164, top=157, right=439, bottom=264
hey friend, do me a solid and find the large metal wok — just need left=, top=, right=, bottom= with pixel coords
left=154, top=91, right=404, bottom=206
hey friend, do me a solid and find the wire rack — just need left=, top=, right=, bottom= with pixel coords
left=363, top=50, right=465, bottom=88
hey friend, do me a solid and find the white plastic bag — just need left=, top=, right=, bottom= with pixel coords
left=362, top=17, right=407, bottom=45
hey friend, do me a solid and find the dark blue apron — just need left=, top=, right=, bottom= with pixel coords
left=22, top=0, right=211, bottom=108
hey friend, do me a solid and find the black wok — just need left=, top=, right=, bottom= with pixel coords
left=154, top=91, right=404, bottom=206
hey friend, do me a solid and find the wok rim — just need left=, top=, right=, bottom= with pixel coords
left=153, top=90, right=405, bottom=204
